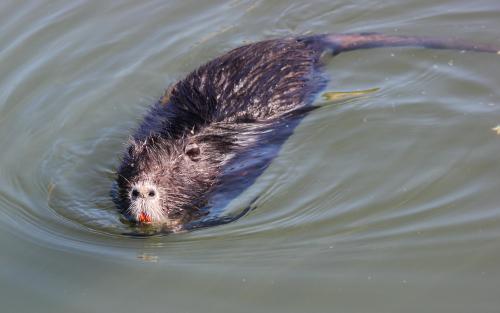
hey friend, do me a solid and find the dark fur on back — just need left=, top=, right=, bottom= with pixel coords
left=142, top=37, right=324, bottom=138
left=116, top=33, right=499, bottom=230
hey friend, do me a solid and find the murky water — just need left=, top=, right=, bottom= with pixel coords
left=1, top=1, right=500, bottom=312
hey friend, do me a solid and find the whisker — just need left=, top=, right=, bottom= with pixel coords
left=118, top=174, right=132, bottom=185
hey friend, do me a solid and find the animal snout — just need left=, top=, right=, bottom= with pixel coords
left=131, top=185, right=157, bottom=199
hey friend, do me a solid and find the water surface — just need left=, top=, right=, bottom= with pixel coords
left=1, top=1, right=500, bottom=312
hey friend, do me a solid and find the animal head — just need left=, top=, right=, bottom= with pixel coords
left=115, top=134, right=226, bottom=226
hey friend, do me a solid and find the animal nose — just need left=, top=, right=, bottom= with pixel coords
left=131, top=187, right=157, bottom=199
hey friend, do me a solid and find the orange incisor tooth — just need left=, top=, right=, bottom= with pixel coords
left=139, top=212, right=152, bottom=223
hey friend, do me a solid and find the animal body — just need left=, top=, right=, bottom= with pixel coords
left=115, top=33, right=499, bottom=231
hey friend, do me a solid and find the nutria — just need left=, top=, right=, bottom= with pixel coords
left=115, top=33, right=499, bottom=232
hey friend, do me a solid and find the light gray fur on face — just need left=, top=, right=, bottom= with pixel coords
left=127, top=180, right=166, bottom=223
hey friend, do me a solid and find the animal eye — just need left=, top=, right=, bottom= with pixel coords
left=148, top=190, right=156, bottom=197
left=131, top=189, right=139, bottom=198
left=184, top=143, right=201, bottom=161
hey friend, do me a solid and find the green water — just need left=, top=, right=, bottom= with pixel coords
left=1, top=1, right=499, bottom=312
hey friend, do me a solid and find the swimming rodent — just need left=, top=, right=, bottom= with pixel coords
left=115, top=32, right=499, bottom=232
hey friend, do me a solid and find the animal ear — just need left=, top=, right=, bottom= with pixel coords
left=185, top=143, right=201, bottom=161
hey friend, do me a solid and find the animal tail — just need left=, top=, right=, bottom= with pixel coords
left=306, top=32, right=500, bottom=55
